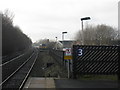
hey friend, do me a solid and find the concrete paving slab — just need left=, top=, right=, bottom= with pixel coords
left=23, top=77, right=55, bottom=88
left=54, top=78, right=118, bottom=88
left=28, top=84, right=46, bottom=88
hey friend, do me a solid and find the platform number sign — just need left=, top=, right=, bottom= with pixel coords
left=78, top=49, right=83, bottom=56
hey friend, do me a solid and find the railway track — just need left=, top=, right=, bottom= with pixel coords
left=2, top=48, right=31, bottom=64
left=1, top=47, right=38, bottom=89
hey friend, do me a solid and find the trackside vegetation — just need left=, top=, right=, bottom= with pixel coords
left=2, top=10, right=32, bottom=56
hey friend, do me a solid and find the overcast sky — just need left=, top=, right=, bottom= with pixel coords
left=0, top=0, right=119, bottom=42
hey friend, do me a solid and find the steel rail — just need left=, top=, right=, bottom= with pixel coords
left=19, top=50, right=38, bottom=89
left=0, top=53, right=25, bottom=66
left=0, top=51, right=35, bottom=86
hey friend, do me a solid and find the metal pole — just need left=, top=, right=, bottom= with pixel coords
left=62, top=33, right=64, bottom=41
left=81, top=20, right=84, bottom=45
left=68, top=60, right=70, bottom=78
left=62, top=33, right=64, bottom=48
left=81, top=20, right=83, bottom=32
left=55, top=37, right=57, bottom=50
left=62, top=32, right=65, bottom=66
left=81, top=17, right=91, bottom=45
left=62, top=32, right=67, bottom=48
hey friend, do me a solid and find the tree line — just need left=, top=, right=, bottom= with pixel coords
left=75, top=24, right=120, bottom=45
left=34, top=24, right=120, bottom=50
left=2, top=10, right=32, bottom=56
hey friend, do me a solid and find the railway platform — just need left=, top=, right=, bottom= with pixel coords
left=23, top=77, right=118, bottom=89
left=24, top=77, right=56, bottom=88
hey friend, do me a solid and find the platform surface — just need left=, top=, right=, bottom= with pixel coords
left=24, top=77, right=55, bottom=88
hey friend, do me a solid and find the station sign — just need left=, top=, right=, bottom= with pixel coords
left=64, top=48, right=72, bottom=59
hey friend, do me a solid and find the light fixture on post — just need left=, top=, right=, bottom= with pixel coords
left=81, top=17, right=91, bottom=45
left=62, top=32, right=67, bottom=48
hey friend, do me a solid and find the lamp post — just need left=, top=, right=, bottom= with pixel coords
left=62, top=32, right=70, bottom=78
left=81, top=17, right=91, bottom=45
left=55, top=37, right=57, bottom=50
left=62, top=32, right=67, bottom=48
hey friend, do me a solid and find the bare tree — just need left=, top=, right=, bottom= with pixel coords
left=2, top=9, right=14, bottom=26
left=75, top=24, right=118, bottom=45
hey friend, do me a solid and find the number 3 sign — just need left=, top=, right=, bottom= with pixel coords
left=78, top=49, right=83, bottom=56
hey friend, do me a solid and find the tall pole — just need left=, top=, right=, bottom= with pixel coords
left=68, top=60, right=70, bottom=78
left=55, top=37, right=57, bottom=50
left=62, top=32, right=70, bottom=78
left=62, top=33, right=64, bottom=42
left=81, top=17, right=91, bottom=45
left=62, top=32, right=69, bottom=78
left=118, top=2, right=120, bottom=89
left=62, top=33, right=64, bottom=48
left=81, top=20, right=84, bottom=45
left=62, top=32, right=67, bottom=49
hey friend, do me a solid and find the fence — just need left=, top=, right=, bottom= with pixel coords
left=49, top=49, right=64, bottom=66
left=72, top=45, right=120, bottom=79
left=49, top=49, right=69, bottom=77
